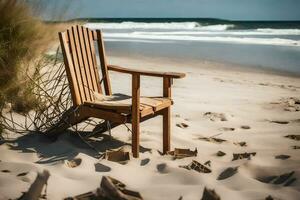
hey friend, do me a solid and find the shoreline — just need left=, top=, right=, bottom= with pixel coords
left=106, top=52, right=300, bottom=79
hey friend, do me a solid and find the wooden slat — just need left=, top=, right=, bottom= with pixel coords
left=163, top=77, right=172, bottom=154
left=67, top=29, right=85, bottom=105
left=58, top=32, right=81, bottom=106
left=77, top=25, right=94, bottom=101
left=108, top=65, right=186, bottom=79
left=83, top=28, right=98, bottom=94
left=96, top=30, right=112, bottom=95
left=92, top=30, right=97, bottom=40
left=87, top=29, right=102, bottom=93
left=72, top=26, right=90, bottom=102
left=132, top=74, right=140, bottom=158
left=83, top=27, right=98, bottom=94
left=81, top=106, right=127, bottom=124
left=84, top=101, right=131, bottom=113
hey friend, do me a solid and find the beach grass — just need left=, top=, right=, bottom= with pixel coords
left=0, top=0, right=60, bottom=114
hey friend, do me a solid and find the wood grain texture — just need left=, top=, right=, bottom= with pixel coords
left=108, top=65, right=185, bottom=79
left=132, top=74, right=140, bottom=158
left=96, top=30, right=112, bottom=95
left=163, top=77, right=172, bottom=153
left=58, top=32, right=81, bottom=105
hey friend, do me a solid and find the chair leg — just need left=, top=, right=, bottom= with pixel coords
left=163, top=107, right=171, bottom=154
left=132, top=74, right=140, bottom=158
left=132, top=115, right=140, bottom=158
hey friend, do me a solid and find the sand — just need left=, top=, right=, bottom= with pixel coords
left=0, top=56, right=300, bottom=200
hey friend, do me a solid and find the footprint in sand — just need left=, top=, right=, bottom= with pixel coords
left=1, top=169, right=11, bottom=173
left=217, top=167, right=238, bottom=180
left=257, top=171, right=297, bottom=186
left=203, top=112, right=228, bottom=122
left=269, top=97, right=300, bottom=112
left=176, top=122, right=189, bottom=129
left=157, top=163, right=169, bottom=174
left=240, top=125, right=251, bottom=130
left=275, top=155, right=290, bottom=160
left=219, top=127, right=235, bottom=131
left=65, top=158, right=82, bottom=168
left=140, top=158, right=150, bottom=166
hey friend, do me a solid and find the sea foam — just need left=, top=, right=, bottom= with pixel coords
left=84, top=22, right=300, bottom=47
left=85, top=22, right=234, bottom=31
left=103, top=32, right=300, bottom=46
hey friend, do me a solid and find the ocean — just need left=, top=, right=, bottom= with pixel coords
left=84, top=18, right=300, bottom=75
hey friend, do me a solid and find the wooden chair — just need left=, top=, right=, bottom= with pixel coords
left=47, top=25, right=185, bottom=158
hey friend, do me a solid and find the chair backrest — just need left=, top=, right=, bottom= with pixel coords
left=59, top=25, right=112, bottom=106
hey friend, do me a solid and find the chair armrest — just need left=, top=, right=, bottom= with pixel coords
left=107, top=65, right=185, bottom=79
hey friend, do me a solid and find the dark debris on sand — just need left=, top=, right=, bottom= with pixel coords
left=167, top=148, right=198, bottom=159
left=180, top=160, right=211, bottom=173
left=274, top=155, right=290, bottom=160
left=201, top=187, right=221, bottom=200
left=176, top=122, right=189, bottom=129
left=259, top=171, right=297, bottom=187
left=198, top=137, right=227, bottom=144
left=217, top=167, right=238, bottom=180
left=203, top=112, right=227, bottom=122
left=232, top=152, right=256, bottom=161
left=65, top=176, right=143, bottom=200
left=284, top=134, right=300, bottom=141
left=216, top=151, right=226, bottom=157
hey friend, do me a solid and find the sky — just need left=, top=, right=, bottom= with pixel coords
left=41, top=0, right=300, bottom=21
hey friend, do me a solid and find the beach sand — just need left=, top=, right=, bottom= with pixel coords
left=0, top=56, right=300, bottom=200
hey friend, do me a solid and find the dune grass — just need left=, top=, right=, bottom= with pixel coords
left=0, top=0, right=58, bottom=113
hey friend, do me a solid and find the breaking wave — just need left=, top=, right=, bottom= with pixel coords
left=85, top=22, right=234, bottom=31
left=103, top=32, right=300, bottom=47
left=84, top=22, right=300, bottom=47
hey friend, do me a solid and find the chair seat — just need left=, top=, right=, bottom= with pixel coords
left=84, top=93, right=172, bottom=117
